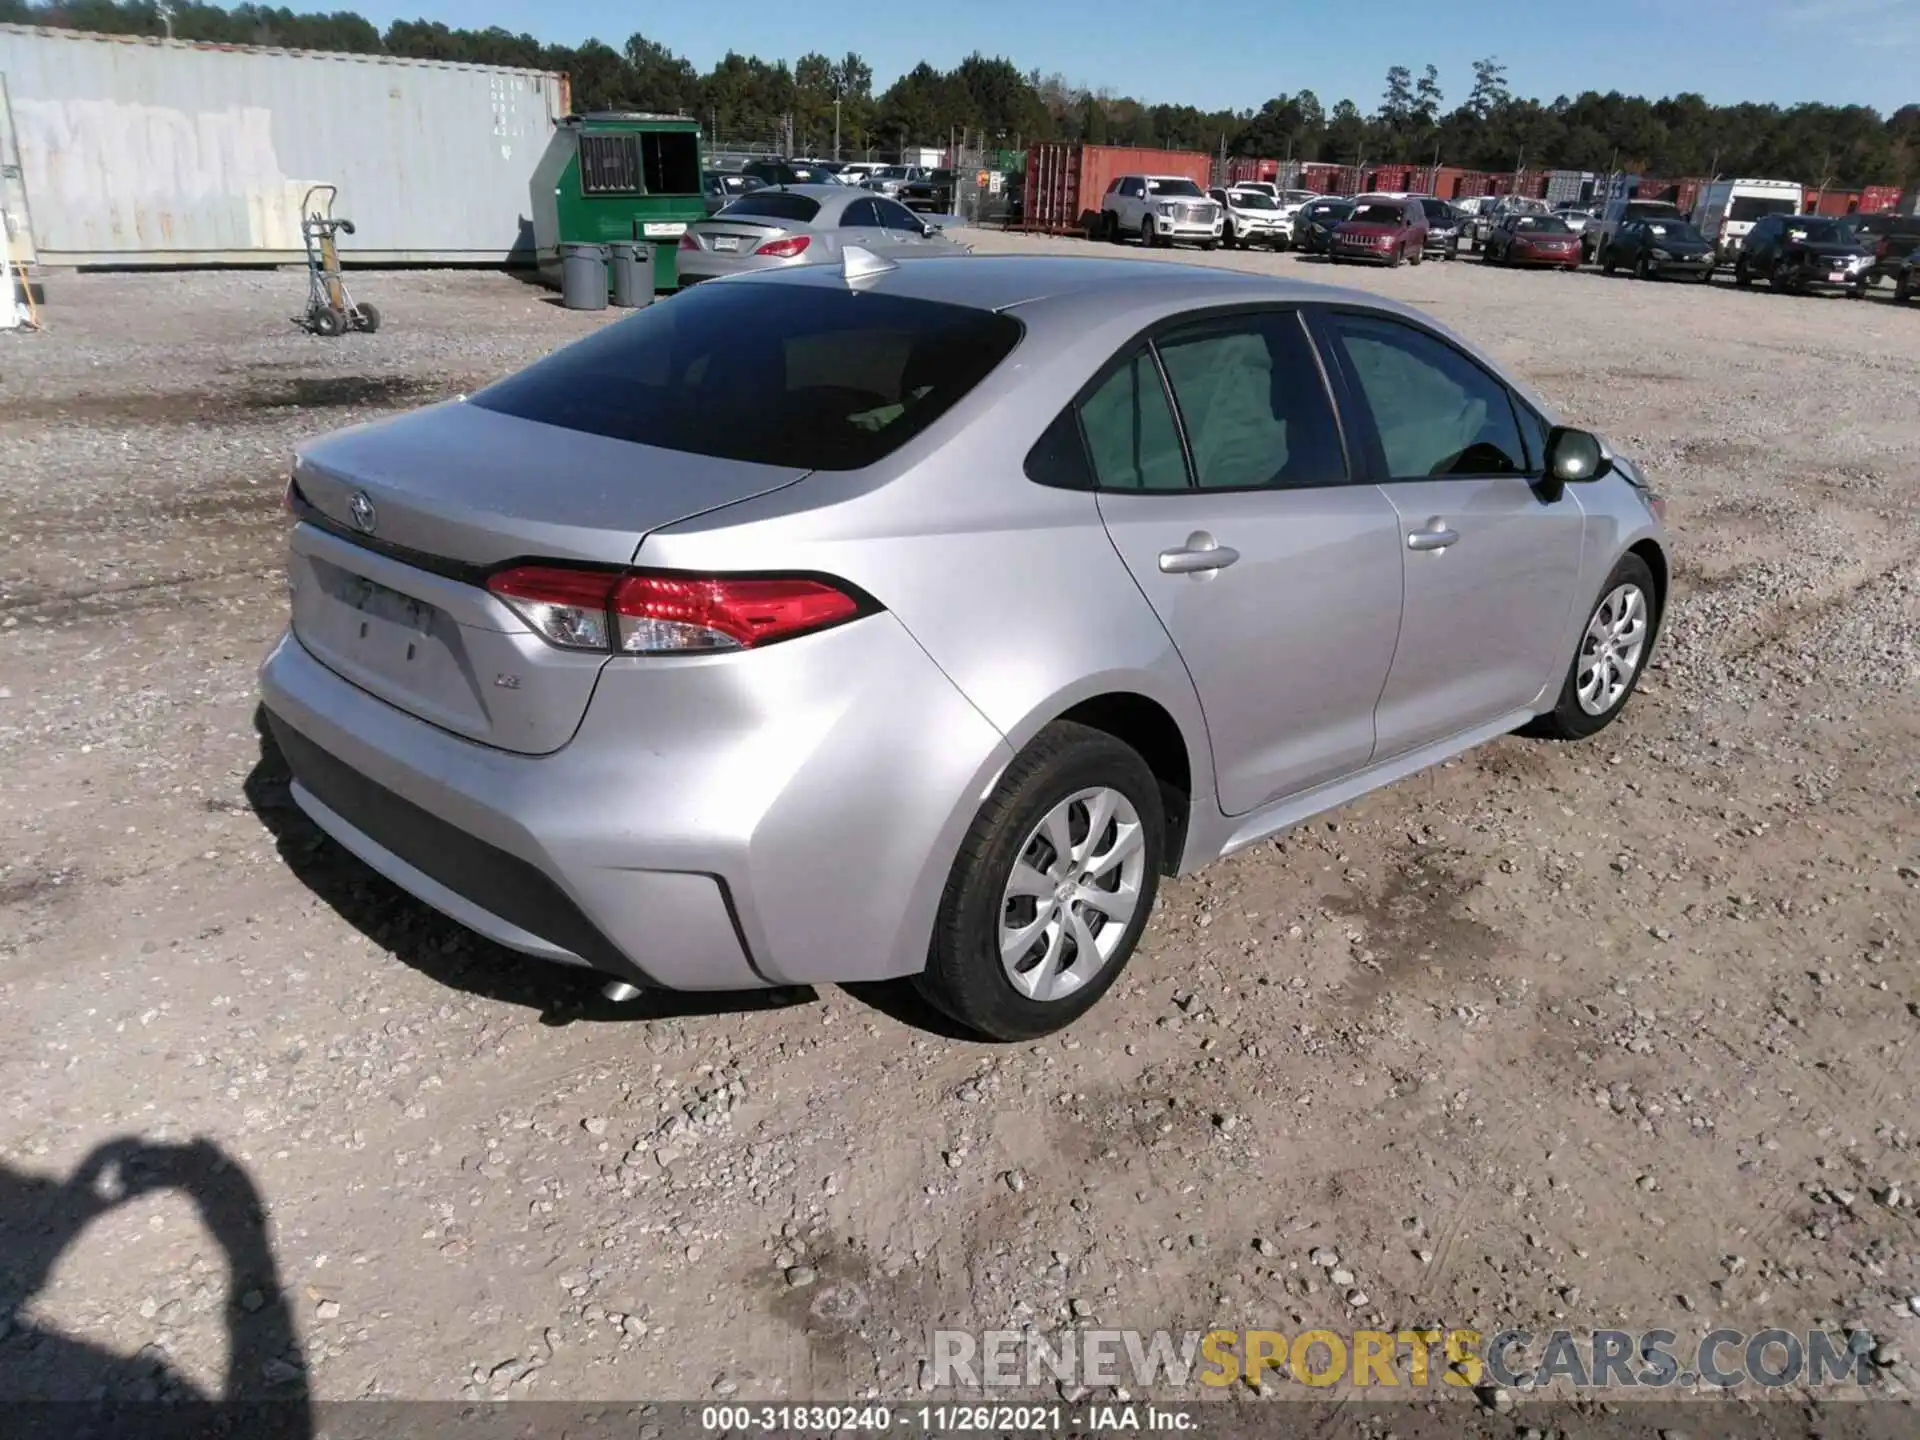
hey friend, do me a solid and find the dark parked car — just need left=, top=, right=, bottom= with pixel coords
left=1295, top=198, right=1353, bottom=255
left=702, top=170, right=765, bottom=216
left=900, top=168, right=957, bottom=213
left=1852, top=212, right=1920, bottom=289
left=741, top=158, right=840, bottom=188
left=1330, top=198, right=1428, bottom=266
left=1603, top=218, right=1716, bottom=282
left=1734, top=214, right=1874, bottom=296
left=1481, top=213, right=1583, bottom=269
left=1416, top=196, right=1465, bottom=259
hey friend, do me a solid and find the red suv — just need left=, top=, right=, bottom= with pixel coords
left=1330, top=198, right=1428, bottom=267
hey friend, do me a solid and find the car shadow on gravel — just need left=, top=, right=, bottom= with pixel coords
left=0, top=1136, right=311, bottom=1436
left=242, top=710, right=819, bottom=1028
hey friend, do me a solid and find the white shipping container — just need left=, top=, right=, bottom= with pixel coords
left=0, top=24, right=569, bottom=265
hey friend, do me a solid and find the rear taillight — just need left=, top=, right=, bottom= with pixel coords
left=679, top=232, right=699, bottom=251
left=486, top=566, right=866, bottom=654
left=754, top=235, right=812, bottom=258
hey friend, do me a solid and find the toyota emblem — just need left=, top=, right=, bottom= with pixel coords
left=348, top=490, right=377, bottom=534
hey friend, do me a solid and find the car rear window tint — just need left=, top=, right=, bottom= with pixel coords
left=471, top=283, right=1022, bottom=471
left=719, top=193, right=822, bottom=223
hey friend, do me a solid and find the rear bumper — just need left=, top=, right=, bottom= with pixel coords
left=674, top=249, right=808, bottom=282
left=259, top=614, right=1011, bottom=991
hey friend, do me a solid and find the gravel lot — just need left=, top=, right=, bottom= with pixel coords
left=1, top=235, right=1917, bottom=1412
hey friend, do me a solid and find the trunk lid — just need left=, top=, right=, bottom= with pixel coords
left=687, top=218, right=791, bottom=257
left=288, top=401, right=809, bottom=754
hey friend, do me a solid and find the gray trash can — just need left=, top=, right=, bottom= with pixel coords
left=559, top=243, right=608, bottom=311
left=608, top=242, right=655, bottom=309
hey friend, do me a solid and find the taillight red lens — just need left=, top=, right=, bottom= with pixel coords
left=754, top=235, right=812, bottom=258
left=678, top=232, right=699, bottom=251
left=612, top=574, right=858, bottom=652
left=487, top=566, right=864, bottom=654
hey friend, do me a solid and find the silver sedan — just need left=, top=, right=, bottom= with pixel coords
left=677, top=184, right=969, bottom=281
left=263, top=256, right=1668, bottom=1040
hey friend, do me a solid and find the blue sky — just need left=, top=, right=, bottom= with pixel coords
left=350, top=1, right=1915, bottom=115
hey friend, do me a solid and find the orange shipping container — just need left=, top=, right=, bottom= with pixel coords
left=1812, top=188, right=1861, bottom=216
left=1022, top=142, right=1214, bottom=234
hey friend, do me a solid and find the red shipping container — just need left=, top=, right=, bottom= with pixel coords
left=1226, top=157, right=1280, bottom=185
left=1332, top=165, right=1366, bottom=195
left=1811, top=188, right=1860, bottom=216
left=1370, top=165, right=1413, bottom=193
left=1298, top=162, right=1342, bottom=194
left=1860, top=185, right=1900, bottom=213
left=1453, top=172, right=1493, bottom=199
left=1021, top=142, right=1215, bottom=235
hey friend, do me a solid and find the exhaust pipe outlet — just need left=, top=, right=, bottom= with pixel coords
left=600, top=980, right=642, bottom=1003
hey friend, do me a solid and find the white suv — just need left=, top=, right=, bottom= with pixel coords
left=1208, top=186, right=1288, bottom=249
left=1101, top=175, right=1223, bottom=249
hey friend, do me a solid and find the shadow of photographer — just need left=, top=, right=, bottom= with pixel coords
left=0, top=1136, right=312, bottom=1438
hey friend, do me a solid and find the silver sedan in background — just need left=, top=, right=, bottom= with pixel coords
left=262, top=257, right=1668, bottom=1040
left=677, top=184, right=969, bottom=281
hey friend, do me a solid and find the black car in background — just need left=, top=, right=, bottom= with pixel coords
left=701, top=170, right=765, bottom=216
left=899, top=168, right=957, bottom=213
left=1604, top=217, right=1717, bottom=282
left=1852, top=212, right=1920, bottom=291
left=741, top=158, right=839, bottom=188
left=1296, top=198, right=1354, bottom=255
left=1417, top=196, right=1465, bottom=259
left=1734, top=214, right=1875, bottom=296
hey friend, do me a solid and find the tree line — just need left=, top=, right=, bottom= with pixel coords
left=5, top=2, right=1916, bottom=186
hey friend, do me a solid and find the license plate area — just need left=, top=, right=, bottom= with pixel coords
left=711, top=236, right=742, bottom=252
left=1827, top=270, right=1845, bottom=283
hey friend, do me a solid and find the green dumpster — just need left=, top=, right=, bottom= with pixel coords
left=532, top=113, right=705, bottom=292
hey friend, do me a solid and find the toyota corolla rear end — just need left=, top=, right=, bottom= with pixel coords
left=259, top=277, right=1023, bottom=992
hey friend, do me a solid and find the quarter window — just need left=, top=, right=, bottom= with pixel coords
left=1325, top=314, right=1528, bottom=480
left=1077, top=351, right=1188, bottom=491
left=1154, top=313, right=1346, bottom=489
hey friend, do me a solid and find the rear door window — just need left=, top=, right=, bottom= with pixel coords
left=472, top=284, right=1022, bottom=471
left=1154, top=312, right=1346, bottom=490
left=1076, top=351, right=1188, bottom=491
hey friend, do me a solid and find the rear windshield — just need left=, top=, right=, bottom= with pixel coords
left=1729, top=195, right=1799, bottom=223
left=718, top=193, right=821, bottom=223
left=471, top=283, right=1023, bottom=471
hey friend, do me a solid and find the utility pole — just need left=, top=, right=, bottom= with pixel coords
left=158, top=1, right=174, bottom=38
left=833, top=96, right=842, bottom=162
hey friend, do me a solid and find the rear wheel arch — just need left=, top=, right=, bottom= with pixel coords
left=1018, top=691, right=1196, bottom=875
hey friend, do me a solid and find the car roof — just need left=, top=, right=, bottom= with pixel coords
left=728, top=253, right=1422, bottom=316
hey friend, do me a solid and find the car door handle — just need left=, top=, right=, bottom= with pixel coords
left=1406, top=522, right=1459, bottom=551
left=1158, top=532, right=1240, bottom=574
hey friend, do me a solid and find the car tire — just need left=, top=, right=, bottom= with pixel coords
left=1388, top=245, right=1404, bottom=268
left=916, top=722, right=1165, bottom=1041
left=1410, top=244, right=1424, bottom=265
left=1523, top=553, right=1660, bottom=742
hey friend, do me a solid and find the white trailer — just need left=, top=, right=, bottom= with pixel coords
left=1691, top=178, right=1803, bottom=262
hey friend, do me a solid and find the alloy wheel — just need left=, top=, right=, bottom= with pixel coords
left=1576, top=583, right=1649, bottom=716
left=998, top=787, right=1147, bottom=1003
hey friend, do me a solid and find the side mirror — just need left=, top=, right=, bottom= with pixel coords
left=921, top=222, right=937, bottom=237
left=1543, top=426, right=1612, bottom=484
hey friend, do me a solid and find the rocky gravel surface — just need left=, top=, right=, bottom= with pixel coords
left=0, top=242, right=1916, bottom=1412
